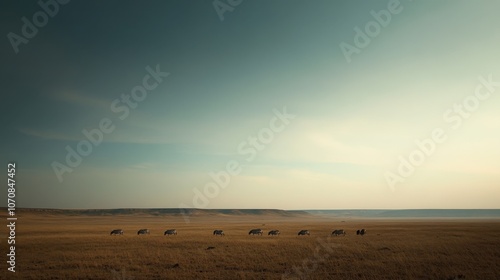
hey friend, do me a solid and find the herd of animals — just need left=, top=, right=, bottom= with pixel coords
left=109, top=228, right=367, bottom=236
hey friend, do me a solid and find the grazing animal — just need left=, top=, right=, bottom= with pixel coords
left=249, top=229, right=264, bottom=235
left=298, top=230, right=310, bottom=236
left=268, top=230, right=280, bottom=236
left=332, top=229, right=346, bottom=236
left=357, top=229, right=366, bottom=236
left=137, top=229, right=150, bottom=235
left=164, top=229, right=177, bottom=236
left=110, top=229, right=123, bottom=235
left=213, top=230, right=225, bottom=236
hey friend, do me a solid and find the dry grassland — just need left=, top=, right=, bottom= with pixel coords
left=1, top=212, right=500, bottom=279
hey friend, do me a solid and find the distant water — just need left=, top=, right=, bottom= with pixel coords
left=302, top=209, right=500, bottom=218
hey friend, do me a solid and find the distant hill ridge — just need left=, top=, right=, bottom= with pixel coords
left=4, top=208, right=310, bottom=217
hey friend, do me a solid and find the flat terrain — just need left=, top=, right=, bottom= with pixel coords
left=2, top=212, right=500, bottom=279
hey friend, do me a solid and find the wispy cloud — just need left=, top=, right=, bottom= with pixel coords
left=128, top=162, right=157, bottom=170
left=50, top=90, right=110, bottom=110
left=18, top=127, right=81, bottom=141
left=259, top=118, right=395, bottom=168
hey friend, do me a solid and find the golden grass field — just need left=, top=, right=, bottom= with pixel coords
left=2, top=212, right=500, bottom=280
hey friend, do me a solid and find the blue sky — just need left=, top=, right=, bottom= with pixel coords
left=1, top=0, right=499, bottom=209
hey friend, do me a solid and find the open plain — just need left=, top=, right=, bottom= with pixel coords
left=2, top=210, right=500, bottom=280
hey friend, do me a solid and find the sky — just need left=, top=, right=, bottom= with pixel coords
left=1, top=0, right=499, bottom=209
